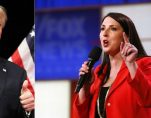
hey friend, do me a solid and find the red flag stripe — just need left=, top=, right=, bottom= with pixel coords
left=11, top=49, right=24, bottom=68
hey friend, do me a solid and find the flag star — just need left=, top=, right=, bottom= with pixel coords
left=30, top=30, right=35, bottom=37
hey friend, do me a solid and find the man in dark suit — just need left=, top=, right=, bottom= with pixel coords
left=0, top=5, right=34, bottom=118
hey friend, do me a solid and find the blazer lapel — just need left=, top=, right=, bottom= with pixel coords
left=0, top=58, right=7, bottom=98
left=107, top=61, right=129, bottom=99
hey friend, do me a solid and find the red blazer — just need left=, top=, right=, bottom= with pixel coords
left=72, top=57, right=151, bottom=118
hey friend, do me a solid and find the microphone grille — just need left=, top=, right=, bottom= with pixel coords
left=88, top=46, right=102, bottom=61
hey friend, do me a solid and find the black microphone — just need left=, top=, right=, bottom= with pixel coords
left=75, top=46, right=102, bottom=93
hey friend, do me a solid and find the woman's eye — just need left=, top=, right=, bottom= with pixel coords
left=100, top=27, right=104, bottom=31
left=111, top=27, right=117, bottom=31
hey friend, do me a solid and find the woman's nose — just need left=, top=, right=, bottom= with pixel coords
left=102, top=29, right=108, bottom=37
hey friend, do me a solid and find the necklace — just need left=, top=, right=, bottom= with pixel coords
left=97, top=86, right=110, bottom=118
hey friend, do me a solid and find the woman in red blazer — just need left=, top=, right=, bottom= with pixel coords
left=72, top=12, right=151, bottom=118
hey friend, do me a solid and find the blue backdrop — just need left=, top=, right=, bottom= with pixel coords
left=35, top=0, right=151, bottom=80
left=35, top=0, right=151, bottom=9
left=35, top=8, right=101, bottom=80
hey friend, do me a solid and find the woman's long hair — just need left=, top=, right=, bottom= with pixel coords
left=98, top=12, right=147, bottom=83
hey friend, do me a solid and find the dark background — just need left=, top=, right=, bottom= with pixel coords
left=0, top=0, right=34, bottom=59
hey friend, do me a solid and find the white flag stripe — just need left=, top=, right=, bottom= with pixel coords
left=18, top=37, right=35, bottom=85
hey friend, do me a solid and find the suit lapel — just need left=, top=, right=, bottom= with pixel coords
left=0, top=58, right=7, bottom=98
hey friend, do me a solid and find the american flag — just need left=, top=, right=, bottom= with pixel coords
left=8, top=25, right=35, bottom=95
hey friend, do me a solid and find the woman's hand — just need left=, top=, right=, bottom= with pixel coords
left=120, top=32, right=138, bottom=79
left=78, top=61, right=94, bottom=104
left=120, top=32, right=138, bottom=63
left=79, top=61, right=94, bottom=85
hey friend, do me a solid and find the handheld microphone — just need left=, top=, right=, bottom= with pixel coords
left=75, top=46, right=102, bottom=93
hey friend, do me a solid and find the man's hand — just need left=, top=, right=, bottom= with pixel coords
left=20, top=80, right=35, bottom=111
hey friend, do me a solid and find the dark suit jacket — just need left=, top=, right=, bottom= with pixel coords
left=0, top=57, right=34, bottom=118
